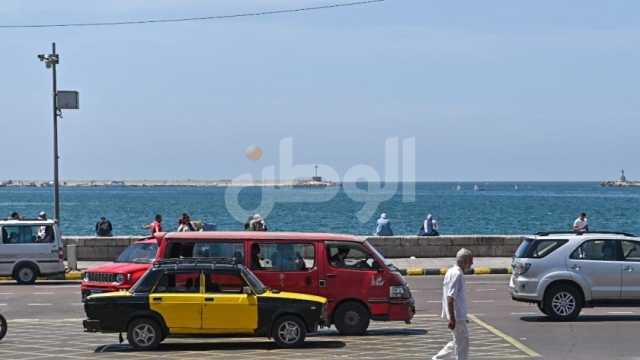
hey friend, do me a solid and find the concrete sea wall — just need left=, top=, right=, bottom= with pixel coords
left=62, top=235, right=523, bottom=261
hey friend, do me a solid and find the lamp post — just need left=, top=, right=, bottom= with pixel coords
left=38, top=43, right=61, bottom=222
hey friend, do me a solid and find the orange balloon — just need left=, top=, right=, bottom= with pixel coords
left=245, top=145, right=263, bottom=161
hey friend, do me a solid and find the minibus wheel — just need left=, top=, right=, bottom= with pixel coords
left=334, top=301, right=370, bottom=335
left=14, top=264, right=37, bottom=285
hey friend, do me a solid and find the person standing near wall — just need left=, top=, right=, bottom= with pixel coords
left=95, top=217, right=113, bottom=237
left=375, top=213, right=393, bottom=236
left=433, top=248, right=473, bottom=360
left=143, top=214, right=163, bottom=235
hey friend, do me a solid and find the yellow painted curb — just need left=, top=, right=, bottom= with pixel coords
left=0, top=272, right=82, bottom=281
left=469, top=314, right=541, bottom=358
left=473, top=267, right=492, bottom=275
left=439, top=267, right=448, bottom=275
left=66, top=271, right=82, bottom=280
left=406, top=268, right=424, bottom=276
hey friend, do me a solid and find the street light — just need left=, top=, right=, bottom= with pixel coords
left=38, top=43, right=61, bottom=222
left=38, top=43, right=78, bottom=223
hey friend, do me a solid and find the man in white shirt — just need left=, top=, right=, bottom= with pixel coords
left=433, top=248, right=473, bottom=360
left=573, top=212, right=588, bottom=233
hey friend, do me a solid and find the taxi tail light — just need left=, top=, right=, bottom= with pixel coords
left=58, top=247, right=64, bottom=260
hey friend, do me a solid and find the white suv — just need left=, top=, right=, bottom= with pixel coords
left=510, top=231, right=640, bottom=320
left=0, top=219, right=65, bottom=284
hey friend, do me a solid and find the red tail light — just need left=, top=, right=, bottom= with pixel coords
left=58, top=248, right=64, bottom=260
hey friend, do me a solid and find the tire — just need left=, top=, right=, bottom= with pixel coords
left=0, top=314, right=6, bottom=340
left=14, top=264, right=37, bottom=285
left=543, top=284, right=583, bottom=321
left=127, top=318, right=162, bottom=350
left=537, top=302, right=549, bottom=315
left=272, top=315, right=306, bottom=348
left=334, top=302, right=370, bottom=335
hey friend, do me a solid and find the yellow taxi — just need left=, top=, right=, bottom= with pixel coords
left=83, top=258, right=327, bottom=349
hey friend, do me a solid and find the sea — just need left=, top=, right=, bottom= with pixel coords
left=1, top=182, right=639, bottom=237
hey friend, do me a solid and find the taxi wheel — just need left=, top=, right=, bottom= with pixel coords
left=334, top=302, right=370, bottom=335
left=537, top=302, right=549, bottom=316
left=0, top=313, right=7, bottom=340
left=272, top=315, right=306, bottom=348
left=14, top=264, right=37, bottom=285
left=127, top=318, right=162, bottom=350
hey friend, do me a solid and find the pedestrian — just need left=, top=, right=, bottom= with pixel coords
left=9, top=212, right=21, bottom=220
left=419, top=214, right=440, bottom=236
left=375, top=213, right=393, bottom=236
left=433, top=248, right=473, bottom=360
left=143, top=214, right=163, bottom=235
left=249, top=214, right=267, bottom=231
left=177, top=213, right=196, bottom=232
left=573, top=212, right=588, bottom=234
left=36, top=211, right=53, bottom=242
left=95, top=217, right=113, bottom=237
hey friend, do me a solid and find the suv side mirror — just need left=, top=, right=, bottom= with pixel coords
left=242, top=286, right=253, bottom=295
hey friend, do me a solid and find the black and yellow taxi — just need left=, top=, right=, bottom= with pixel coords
left=83, top=258, right=327, bottom=349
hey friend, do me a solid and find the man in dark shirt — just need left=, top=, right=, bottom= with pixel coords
left=96, top=217, right=113, bottom=237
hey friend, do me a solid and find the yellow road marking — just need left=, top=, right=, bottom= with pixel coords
left=468, top=314, right=541, bottom=358
left=406, top=268, right=424, bottom=276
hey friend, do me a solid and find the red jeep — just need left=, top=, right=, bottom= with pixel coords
left=81, top=232, right=415, bottom=335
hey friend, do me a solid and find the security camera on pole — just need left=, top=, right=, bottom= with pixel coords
left=38, top=42, right=79, bottom=223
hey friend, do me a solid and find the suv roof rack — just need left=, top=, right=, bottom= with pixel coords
left=153, top=257, right=238, bottom=268
left=536, top=231, right=636, bottom=237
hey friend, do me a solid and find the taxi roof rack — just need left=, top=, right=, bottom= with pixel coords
left=535, top=230, right=636, bottom=237
left=153, top=257, right=238, bottom=268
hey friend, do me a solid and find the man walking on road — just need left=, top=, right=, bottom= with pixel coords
left=433, top=248, right=473, bottom=360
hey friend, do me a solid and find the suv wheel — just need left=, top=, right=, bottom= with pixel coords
left=537, top=302, right=549, bottom=315
left=334, top=302, right=370, bottom=335
left=272, top=315, right=306, bottom=348
left=544, top=284, right=582, bottom=321
left=127, top=318, right=162, bottom=350
left=0, top=313, right=6, bottom=340
left=15, top=264, right=37, bottom=285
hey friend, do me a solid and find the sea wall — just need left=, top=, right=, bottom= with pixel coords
left=62, top=234, right=523, bottom=261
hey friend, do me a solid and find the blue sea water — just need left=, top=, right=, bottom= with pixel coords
left=0, top=182, right=639, bottom=236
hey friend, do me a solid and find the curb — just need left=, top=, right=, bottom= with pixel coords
left=400, top=267, right=512, bottom=276
left=0, top=271, right=83, bottom=282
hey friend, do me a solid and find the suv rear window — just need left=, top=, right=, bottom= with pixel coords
left=515, top=238, right=568, bottom=259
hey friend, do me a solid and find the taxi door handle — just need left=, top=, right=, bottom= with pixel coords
left=204, top=297, right=215, bottom=302
left=327, top=273, right=337, bottom=278
left=152, top=297, right=163, bottom=301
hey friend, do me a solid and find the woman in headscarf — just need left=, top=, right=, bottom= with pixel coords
left=374, top=213, right=393, bottom=236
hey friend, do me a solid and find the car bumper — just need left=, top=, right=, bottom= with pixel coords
left=372, top=298, right=415, bottom=322
left=510, top=275, right=541, bottom=302
left=83, top=319, right=101, bottom=332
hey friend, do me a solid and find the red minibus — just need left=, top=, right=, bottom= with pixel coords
left=81, top=232, right=415, bottom=334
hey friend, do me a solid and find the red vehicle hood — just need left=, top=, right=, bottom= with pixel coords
left=85, top=262, right=152, bottom=274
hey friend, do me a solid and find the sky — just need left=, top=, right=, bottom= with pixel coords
left=1, top=0, right=639, bottom=182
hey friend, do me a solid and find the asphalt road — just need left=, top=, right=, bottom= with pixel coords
left=1, top=276, right=640, bottom=359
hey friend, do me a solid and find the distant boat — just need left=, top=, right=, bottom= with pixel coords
left=514, top=185, right=519, bottom=190
left=456, top=185, right=462, bottom=191
left=473, top=184, right=480, bottom=191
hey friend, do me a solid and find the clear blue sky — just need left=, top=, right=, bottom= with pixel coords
left=1, top=0, right=639, bottom=181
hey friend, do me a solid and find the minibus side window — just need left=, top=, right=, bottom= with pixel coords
left=327, top=242, right=376, bottom=271
left=2, top=225, right=54, bottom=244
left=250, top=243, right=315, bottom=272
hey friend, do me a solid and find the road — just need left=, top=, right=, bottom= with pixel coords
left=1, top=275, right=639, bottom=359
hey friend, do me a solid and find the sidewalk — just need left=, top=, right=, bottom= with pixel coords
left=69, top=257, right=513, bottom=277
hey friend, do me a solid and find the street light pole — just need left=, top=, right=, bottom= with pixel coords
left=38, top=43, right=61, bottom=222
left=51, top=43, right=60, bottom=223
